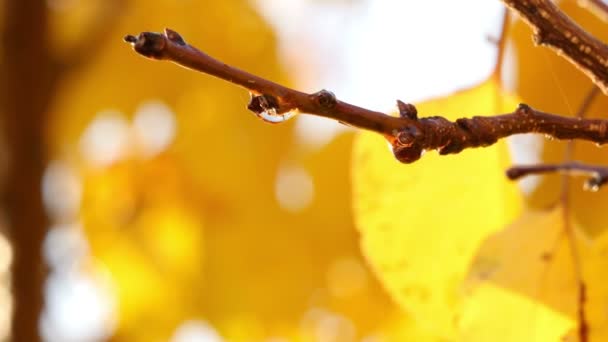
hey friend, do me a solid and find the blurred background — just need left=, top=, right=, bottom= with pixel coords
left=0, top=0, right=573, bottom=341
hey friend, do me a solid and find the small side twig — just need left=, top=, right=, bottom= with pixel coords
left=506, top=162, right=608, bottom=191
left=500, top=0, right=608, bottom=94
left=507, top=86, right=603, bottom=193
left=491, top=9, right=510, bottom=82
left=124, top=29, right=608, bottom=164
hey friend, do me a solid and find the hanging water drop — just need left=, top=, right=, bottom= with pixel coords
left=584, top=180, right=600, bottom=192
left=247, top=93, right=297, bottom=124
left=256, top=109, right=297, bottom=123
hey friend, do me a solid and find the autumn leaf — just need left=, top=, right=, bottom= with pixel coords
left=464, top=205, right=608, bottom=342
left=352, top=78, right=523, bottom=337
left=461, top=208, right=575, bottom=342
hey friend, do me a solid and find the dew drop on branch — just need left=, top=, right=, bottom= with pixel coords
left=256, top=108, right=298, bottom=124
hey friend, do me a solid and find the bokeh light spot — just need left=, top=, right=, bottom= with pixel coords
left=170, top=320, right=224, bottom=342
left=274, top=164, right=314, bottom=213
left=42, top=160, right=82, bottom=221
left=42, top=271, right=116, bottom=342
left=132, top=100, right=177, bottom=158
left=43, top=223, right=88, bottom=271
left=79, top=110, right=131, bottom=167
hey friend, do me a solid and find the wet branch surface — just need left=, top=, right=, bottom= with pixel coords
left=125, top=29, right=608, bottom=164
left=500, top=0, right=608, bottom=94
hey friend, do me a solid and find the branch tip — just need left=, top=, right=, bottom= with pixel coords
left=516, top=103, right=532, bottom=115
left=123, top=34, right=138, bottom=44
left=124, top=31, right=167, bottom=59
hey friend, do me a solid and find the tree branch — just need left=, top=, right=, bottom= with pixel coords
left=500, top=0, right=608, bottom=94
left=507, top=86, right=602, bottom=194
left=507, top=162, right=608, bottom=191
left=124, top=29, right=608, bottom=163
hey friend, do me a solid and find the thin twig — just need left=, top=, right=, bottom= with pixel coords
left=500, top=0, right=608, bottom=94
left=124, top=29, right=608, bottom=164
left=506, top=87, right=603, bottom=192
left=507, top=161, right=608, bottom=191
left=492, top=9, right=510, bottom=83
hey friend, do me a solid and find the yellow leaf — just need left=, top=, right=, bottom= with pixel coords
left=462, top=208, right=575, bottom=341
left=352, top=78, right=523, bottom=337
left=464, top=206, right=608, bottom=342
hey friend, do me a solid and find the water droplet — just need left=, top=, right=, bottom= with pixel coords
left=256, top=109, right=297, bottom=124
left=584, top=179, right=600, bottom=192
left=596, top=142, right=604, bottom=148
left=248, top=93, right=297, bottom=124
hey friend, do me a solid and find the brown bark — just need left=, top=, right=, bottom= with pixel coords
left=1, top=0, right=53, bottom=341
left=125, top=30, right=608, bottom=164
left=501, top=0, right=608, bottom=94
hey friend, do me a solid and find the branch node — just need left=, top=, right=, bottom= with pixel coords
left=396, top=127, right=422, bottom=147
left=397, top=100, right=418, bottom=120
left=313, top=89, right=337, bottom=109
left=516, top=103, right=532, bottom=115
left=164, top=28, right=186, bottom=46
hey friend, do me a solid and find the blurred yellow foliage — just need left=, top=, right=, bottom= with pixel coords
left=47, top=0, right=427, bottom=341
left=42, top=0, right=608, bottom=341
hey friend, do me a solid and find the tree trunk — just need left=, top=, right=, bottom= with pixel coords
left=1, top=0, right=52, bottom=340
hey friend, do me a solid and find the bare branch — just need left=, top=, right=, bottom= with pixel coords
left=507, top=162, right=608, bottom=191
left=501, top=0, right=608, bottom=94
left=124, top=29, right=608, bottom=164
